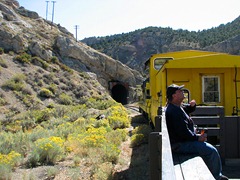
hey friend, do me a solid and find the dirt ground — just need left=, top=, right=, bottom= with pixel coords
left=112, top=105, right=150, bottom=180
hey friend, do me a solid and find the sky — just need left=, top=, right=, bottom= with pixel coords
left=17, top=0, right=240, bottom=40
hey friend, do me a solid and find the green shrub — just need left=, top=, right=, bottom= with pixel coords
left=85, top=98, right=117, bottom=110
left=27, top=136, right=65, bottom=166
left=0, top=164, right=12, bottom=180
left=0, top=48, right=4, bottom=54
left=0, top=93, right=7, bottom=106
left=105, top=129, right=127, bottom=146
left=39, top=88, right=54, bottom=98
left=2, top=74, right=26, bottom=91
left=0, top=58, right=8, bottom=68
left=46, top=166, right=59, bottom=178
left=31, top=56, right=49, bottom=69
left=14, top=53, right=32, bottom=64
left=94, top=119, right=110, bottom=129
left=51, top=56, right=59, bottom=64
left=59, top=63, right=73, bottom=74
left=101, top=144, right=120, bottom=163
left=92, top=162, right=113, bottom=180
left=132, top=124, right=151, bottom=139
left=47, top=83, right=57, bottom=94
left=59, top=93, right=72, bottom=105
left=34, top=108, right=54, bottom=123
left=130, top=124, right=151, bottom=147
left=0, top=131, right=31, bottom=156
left=0, top=97, right=6, bottom=106
left=130, top=134, right=145, bottom=147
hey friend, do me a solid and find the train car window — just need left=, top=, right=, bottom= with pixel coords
left=154, top=57, right=173, bottom=70
left=202, top=76, right=220, bottom=103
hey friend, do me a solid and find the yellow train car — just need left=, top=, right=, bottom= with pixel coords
left=140, top=50, right=240, bottom=128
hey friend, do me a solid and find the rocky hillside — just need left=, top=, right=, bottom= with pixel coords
left=0, top=0, right=143, bottom=111
left=82, top=16, right=240, bottom=72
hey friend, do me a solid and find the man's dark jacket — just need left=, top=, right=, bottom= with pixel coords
left=165, top=103, right=198, bottom=144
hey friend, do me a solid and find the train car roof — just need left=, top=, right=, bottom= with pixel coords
left=154, top=50, right=223, bottom=58
left=148, top=50, right=240, bottom=69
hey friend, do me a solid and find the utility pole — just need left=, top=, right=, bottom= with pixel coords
left=51, top=1, right=56, bottom=25
left=75, top=25, right=79, bottom=42
left=45, top=1, right=49, bottom=20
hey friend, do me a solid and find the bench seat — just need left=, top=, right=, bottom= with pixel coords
left=173, top=153, right=215, bottom=180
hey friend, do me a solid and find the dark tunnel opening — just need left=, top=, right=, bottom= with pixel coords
left=111, top=83, right=128, bottom=105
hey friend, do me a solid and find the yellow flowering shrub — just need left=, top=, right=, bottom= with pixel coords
left=28, top=136, right=65, bottom=166
left=66, top=126, right=109, bottom=153
left=0, top=151, right=21, bottom=168
left=81, top=127, right=107, bottom=147
left=107, top=104, right=130, bottom=129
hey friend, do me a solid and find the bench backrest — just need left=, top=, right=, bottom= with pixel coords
left=190, top=106, right=225, bottom=163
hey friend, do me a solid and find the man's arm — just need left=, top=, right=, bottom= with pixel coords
left=166, top=107, right=198, bottom=142
left=183, top=99, right=196, bottom=114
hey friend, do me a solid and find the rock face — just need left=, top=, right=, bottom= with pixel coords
left=0, top=0, right=143, bottom=103
left=55, top=36, right=142, bottom=87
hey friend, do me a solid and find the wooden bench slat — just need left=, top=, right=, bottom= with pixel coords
left=179, top=157, right=215, bottom=180
left=173, top=153, right=214, bottom=180
left=191, top=116, right=220, bottom=124
left=174, top=164, right=184, bottom=180
left=191, top=106, right=224, bottom=115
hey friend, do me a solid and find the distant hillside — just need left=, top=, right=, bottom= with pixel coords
left=82, top=16, right=240, bottom=72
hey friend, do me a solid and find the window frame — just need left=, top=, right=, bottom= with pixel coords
left=154, top=57, right=173, bottom=70
left=202, top=75, right=220, bottom=103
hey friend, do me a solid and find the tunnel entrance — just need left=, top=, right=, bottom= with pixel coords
left=109, top=81, right=129, bottom=105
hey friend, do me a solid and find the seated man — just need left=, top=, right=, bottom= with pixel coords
left=165, top=84, right=228, bottom=180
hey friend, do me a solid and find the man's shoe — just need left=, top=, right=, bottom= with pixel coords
left=219, top=175, right=229, bottom=180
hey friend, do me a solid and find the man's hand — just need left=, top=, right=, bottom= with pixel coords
left=189, top=99, right=196, bottom=107
left=198, top=133, right=207, bottom=142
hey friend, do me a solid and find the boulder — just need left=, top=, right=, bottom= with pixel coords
left=29, top=41, right=52, bottom=61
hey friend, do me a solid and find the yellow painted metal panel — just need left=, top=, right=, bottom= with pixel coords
left=144, top=50, right=240, bottom=128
